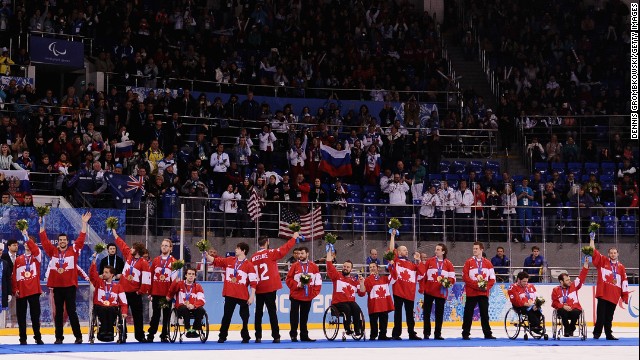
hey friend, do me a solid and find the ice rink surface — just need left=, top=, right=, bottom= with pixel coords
left=0, top=327, right=637, bottom=360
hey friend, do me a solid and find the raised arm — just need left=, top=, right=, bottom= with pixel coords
left=38, top=217, right=56, bottom=257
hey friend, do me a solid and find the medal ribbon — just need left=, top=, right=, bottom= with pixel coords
left=562, top=287, right=569, bottom=304
left=129, top=258, right=139, bottom=277
left=301, top=262, right=309, bottom=296
left=185, top=283, right=194, bottom=302
left=58, top=249, right=66, bottom=270
left=25, top=255, right=32, bottom=273
left=104, top=283, right=112, bottom=302
left=234, top=259, right=245, bottom=277
left=160, top=256, right=170, bottom=278
left=436, top=257, right=444, bottom=277
left=475, top=257, right=483, bottom=275
left=108, top=255, right=116, bottom=269
left=610, top=260, right=618, bottom=285
left=525, top=285, right=532, bottom=299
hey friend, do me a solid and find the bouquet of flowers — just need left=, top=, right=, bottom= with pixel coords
left=388, top=217, right=402, bottom=229
left=16, top=219, right=28, bottom=231
left=581, top=246, right=594, bottom=256
left=158, top=297, right=171, bottom=309
left=106, top=217, right=119, bottom=230
left=587, top=222, right=600, bottom=234
left=196, top=239, right=210, bottom=253
left=383, top=250, right=395, bottom=261
left=288, top=222, right=301, bottom=232
left=171, top=260, right=185, bottom=271
left=438, top=276, right=453, bottom=288
left=535, top=296, right=546, bottom=308
left=94, top=242, right=107, bottom=253
left=300, top=273, right=312, bottom=285
left=324, top=233, right=337, bottom=245
left=476, top=274, right=487, bottom=290
left=36, top=205, right=51, bottom=217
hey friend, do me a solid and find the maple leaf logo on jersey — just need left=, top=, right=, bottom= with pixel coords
left=343, top=285, right=355, bottom=298
left=399, top=270, right=412, bottom=282
left=235, top=273, right=245, bottom=284
left=20, top=270, right=30, bottom=279
left=155, top=271, right=166, bottom=281
left=55, top=261, right=69, bottom=270
left=605, top=272, right=617, bottom=285
left=376, top=286, right=387, bottom=298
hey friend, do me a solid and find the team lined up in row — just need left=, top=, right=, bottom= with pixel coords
left=9, top=214, right=630, bottom=344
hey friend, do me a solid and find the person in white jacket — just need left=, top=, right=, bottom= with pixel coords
left=454, top=180, right=475, bottom=242
left=258, top=124, right=277, bottom=169
left=210, top=144, right=230, bottom=195
left=438, top=181, right=456, bottom=242
left=384, top=173, right=410, bottom=219
left=288, top=137, right=307, bottom=181
left=502, top=185, right=518, bottom=242
left=420, top=185, right=442, bottom=241
left=219, top=184, right=242, bottom=237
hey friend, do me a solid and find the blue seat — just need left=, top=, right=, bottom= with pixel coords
left=590, top=216, right=601, bottom=225
left=431, top=179, right=442, bottom=188
left=513, top=175, right=524, bottom=183
left=453, top=165, right=467, bottom=175
left=440, top=160, right=451, bottom=168
left=550, top=163, right=565, bottom=171
left=453, top=160, right=467, bottom=167
left=468, top=165, right=483, bottom=174
left=429, top=174, right=443, bottom=181
left=363, top=185, right=378, bottom=194
left=349, top=190, right=362, bottom=199
left=440, top=166, right=450, bottom=174
left=449, top=180, right=459, bottom=190
left=445, top=174, right=459, bottom=181
left=470, top=160, right=483, bottom=167
left=584, top=163, right=599, bottom=175
left=531, top=201, right=541, bottom=216
left=378, top=198, right=389, bottom=204
left=413, top=199, right=422, bottom=205
left=364, top=197, right=376, bottom=204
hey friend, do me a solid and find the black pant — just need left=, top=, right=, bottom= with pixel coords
left=516, top=306, right=542, bottom=330
left=219, top=296, right=250, bottom=341
left=557, top=308, right=581, bottom=333
left=289, top=298, right=312, bottom=339
left=392, top=295, right=416, bottom=338
left=125, top=292, right=145, bottom=341
left=148, top=295, right=171, bottom=339
left=94, top=305, right=119, bottom=336
left=17, top=294, right=41, bottom=342
left=369, top=312, right=389, bottom=339
left=176, top=305, right=205, bottom=330
left=53, top=286, right=82, bottom=340
left=594, top=298, right=617, bottom=337
left=423, top=295, right=445, bottom=338
left=462, top=295, right=492, bottom=338
left=333, top=302, right=363, bottom=334
left=255, top=291, right=280, bottom=340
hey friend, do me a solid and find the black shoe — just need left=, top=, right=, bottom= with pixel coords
left=564, top=332, right=572, bottom=337
left=423, top=335, right=430, bottom=340
left=606, top=336, right=619, bottom=340
left=462, top=335, right=470, bottom=340
left=370, top=336, right=377, bottom=341
left=146, top=335, right=154, bottom=343
left=434, top=336, right=445, bottom=340
left=593, top=333, right=601, bottom=339
left=378, top=336, right=391, bottom=341
left=54, top=339, right=63, bottom=344
left=273, top=338, right=280, bottom=344
left=75, top=338, right=83, bottom=344
left=392, top=336, right=402, bottom=340
left=484, top=335, right=496, bottom=340
left=19, top=340, right=27, bottom=345
left=218, top=339, right=226, bottom=343
left=160, top=337, right=170, bottom=343
left=136, top=337, right=148, bottom=343
left=255, top=338, right=261, bottom=343
left=241, top=338, right=250, bottom=343
left=409, top=335, right=422, bottom=340
left=35, top=339, right=44, bottom=345
left=291, top=337, right=298, bottom=342
left=300, top=337, right=315, bottom=342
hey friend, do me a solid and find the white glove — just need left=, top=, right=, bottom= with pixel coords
left=8, top=295, right=12, bottom=302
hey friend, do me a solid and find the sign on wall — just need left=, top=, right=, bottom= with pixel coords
left=29, top=37, right=85, bottom=69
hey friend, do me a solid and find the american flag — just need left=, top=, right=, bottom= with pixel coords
left=278, top=206, right=325, bottom=241
left=248, top=188, right=262, bottom=221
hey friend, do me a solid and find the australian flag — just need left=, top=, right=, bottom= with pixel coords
left=104, top=172, right=145, bottom=209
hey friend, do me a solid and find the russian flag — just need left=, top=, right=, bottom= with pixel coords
left=318, top=143, right=352, bottom=177
left=115, top=140, right=134, bottom=158
left=0, top=169, right=31, bottom=192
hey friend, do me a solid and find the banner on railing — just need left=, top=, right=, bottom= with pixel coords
left=29, top=37, right=85, bottom=68
left=0, top=76, right=34, bottom=88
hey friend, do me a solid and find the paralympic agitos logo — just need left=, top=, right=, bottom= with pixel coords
left=47, top=42, right=67, bottom=57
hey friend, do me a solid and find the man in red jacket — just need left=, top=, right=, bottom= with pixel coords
left=147, top=238, right=177, bottom=343
left=589, top=237, right=629, bottom=340
left=167, top=268, right=206, bottom=338
left=388, top=229, right=424, bottom=340
left=508, top=272, right=543, bottom=333
left=364, top=261, right=394, bottom=340
left=12, top=230, right=43, bottom=345
left=206, top=242, right=258, bottom=343
left=326, top=250, right=366, bottom=337
left=39, top=212, right=91, bottom=344
left=89, top=253, right=128, bottom=342
left=552, top=260, right=589, bottom=337
left=285, top=246, right=321, bottom=342
left=461, top=241, right=496, bottom=340
left=112, top=229, right=151, bottom=343
left=421, top=243, right=455, bottom=340
left=250, top=233, right=297, bottom=343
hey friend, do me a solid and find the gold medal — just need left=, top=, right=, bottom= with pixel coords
left=57, top=268, right=65, bottom=274
left=103, top=300, right=110, bottom=306
left=127, top=275, right=133, bottom=281
left=24, top=271, right=32, bottom=278
left=230, top=276, right=237, bottom=283
left=160, top=275, right=166, bottom=281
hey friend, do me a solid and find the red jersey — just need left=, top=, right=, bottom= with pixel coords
left=592, top=249, right=630, bottom=304
left=167, top=281, right=205, bottom=308
left=286, top=261, right=322, bottom=301
left=391, top=255, right=426, bottom=301
left=552, top=267, right=588, bottom=311
left=89, top=263, right=128, bottom=314
left=212, top=256, right=258, bottom=301
left=115, top=236, right=151, bottom=294
left=326, top=261, right=365, bottom=304
left=12, top=239, right=42, bottom=298
left=250, top=236, right=297, bottom=294
left=421, top=257, right=456, bottom=299
left=149, top=255, right=178, bottom=296
left=40, top=231, right=86, bottom=288
left=462, top=256, right=496, bottom=297
left=508, top=283, right=539, bottom=308
left=364, top=274, right=394, bottom=314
